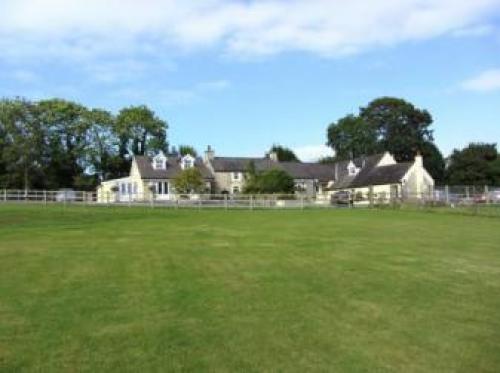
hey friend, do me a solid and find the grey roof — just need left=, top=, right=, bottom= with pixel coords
left=278, top=162, right=335, bottom=182
left=135, top=156, right=214, bottom=180
left=330, top=153, right=413, bottom=189
left=211, top=157, right=274, bottom=172
left=210, top=152, right=412, bottom=187
left=349, top=162, right=413, bottom=188
left=211, top=157, right=335, bottom=181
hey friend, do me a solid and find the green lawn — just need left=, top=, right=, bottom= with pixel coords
left=1, top=205, right=499, bottom=372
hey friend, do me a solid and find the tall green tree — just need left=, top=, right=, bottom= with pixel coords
left=446, top=143, right=500, bottom=185
left=83, top=108, right=122, bottom=181
left=37, top=99, right=91, bottom=188
left=0, top=98, right=46, bottom=189
left=359, top=97, right=434, bottom=162
left=116, top=105, right=168, bottom=157
left=326, top=114, right=379, bottom=159
left=269, top=145, right=300, bottom=162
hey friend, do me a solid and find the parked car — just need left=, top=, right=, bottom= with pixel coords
left=55, top=189, right=77, bottom=202
left=330, top=191, right=353, bottom=205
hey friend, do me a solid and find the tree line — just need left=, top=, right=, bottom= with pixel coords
left=0, top=98, right=168, bottom=190
left=1, top=96, right=499, bottom=191
left=325, top=97, right=500, bottom=186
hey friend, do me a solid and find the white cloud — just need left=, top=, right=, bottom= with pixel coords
left=293, top=145, right=334, bottom=162
left=461, top=68, right=500, bottom=92
left=0, top=0, right=499, bottom=60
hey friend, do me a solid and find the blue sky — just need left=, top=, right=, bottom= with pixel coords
left=1, top=0, right=500, bottom=160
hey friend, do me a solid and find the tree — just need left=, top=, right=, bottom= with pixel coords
left=446, top=143, right=500, bottom=185
left=326, top=114, right=379, bottom=159
left=420, top=141, right=445, bottom=183
left=173, top=168, right=205, bottom=194
left=116, top=105, right=168, bottom=157
left=0, top=98, right=46, bottom=189
left=359, top=97, right=434, bottom=162
left=244, top=168, right=295, bottom=194
left=83, top=108, right=119, bottom=182
left=178, top=145, right=198, bottom=157
left=269, top=144, right=300, bottom=162
left=37, top=99, right=91, bottom=189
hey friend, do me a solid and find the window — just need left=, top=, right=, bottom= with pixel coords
left=152, top=152, right=167, bottom=170
left=183, top=159, right=193, bottom=169
left=120, top=183, right=126, bottom=194
left=232, top=172, right=240, bottom=180
left=155, top=158, right=164, bottom=169
left=157, top=181, right=169, bottom=195
left=232, top=186, right=240, bottom=194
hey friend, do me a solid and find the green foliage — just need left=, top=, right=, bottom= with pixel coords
left=116, top=105, right=168, bottom=156
left=446, top=143, right=500, bottom=185
left=359, top=97, right=434, bottom=162
left=244, top=168, right=295, bottom=194
left=326, top=97, right=445, bottom=181
left=326, top=114, right=379, bottom=159
left=420, top=141, right=446, bottom=183
left=178, top=145, right=198, bottom=157
left=269, top=144, right=300, bottom=162
left=173, top=168, right=205, bottom=194
left=0, top=97, right=169, bottom=189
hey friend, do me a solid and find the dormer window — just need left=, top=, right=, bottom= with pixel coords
left=181, top=154, right=195, bottom=170
left=152, top=151, right=167, bottom=170
left=347, top=160, right=359, bottom=176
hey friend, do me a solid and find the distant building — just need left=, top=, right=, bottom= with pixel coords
left=97, top=146, right=434, bottom=203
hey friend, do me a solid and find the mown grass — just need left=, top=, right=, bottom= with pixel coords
left=0, top=204, right=499, bottom=372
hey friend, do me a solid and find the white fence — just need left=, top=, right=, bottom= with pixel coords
left=1, top=186, right=499, bottom=210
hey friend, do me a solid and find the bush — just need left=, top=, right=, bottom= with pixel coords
left=244, top=168, right=295, bottom=194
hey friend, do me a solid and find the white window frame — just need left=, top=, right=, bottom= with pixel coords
left=157, top=181, right=169, bottom=195
left=232, top=172, right=240, bottom=180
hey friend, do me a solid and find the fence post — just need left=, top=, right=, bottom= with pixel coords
left=368, top=186, right=374, bottom=208
left=465, top=186, right=470, bottom=201
left=128, top=191, right=131, bottom=208
left=3, top=189, right=6, bottom=202
left=43, top=190, right=47, bottom=205
left=445, top=185, right=450, bottom=205
left=250, top=195, right=253, bottom=211
left=485, top=185, right=489, bottom=204
left=224, top=194, right=228, bottom=210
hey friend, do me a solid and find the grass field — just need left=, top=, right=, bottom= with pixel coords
left=1, top=205, right=499, bottom=372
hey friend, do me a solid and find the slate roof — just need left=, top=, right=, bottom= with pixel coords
left=211, top=157, right=335, bottom=182
left=134, top=156, right=214, bottom=180
left=278, top=162, right=335, bottom=182
left=211, top=157, right=275, bottom=172
left=329, top=153, right=414, bottom=189
left=348, top=162, right=413, bottom=188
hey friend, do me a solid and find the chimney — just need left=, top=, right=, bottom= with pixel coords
left=269, top=151, right=279, bottom=162
left=415, top=151, right=423, bottom=167
left=204, top=145, right=215, bottom=163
